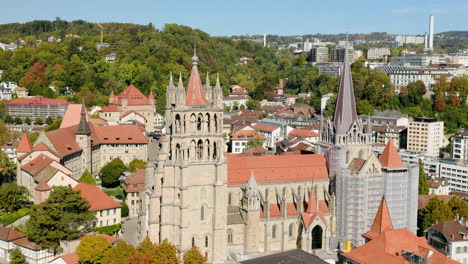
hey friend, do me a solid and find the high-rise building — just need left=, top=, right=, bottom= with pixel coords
left=407, top=117, right=444, bottom=157
left=332, top=47, right=356, bottom=63
left=367, top=48, right=391, bottom=60
left=310, top=47, right=329, bottom=63
left=429, top=15, right=434, bottom=51
left=451, top=129, right=468, bottom=160
left=317, top=49, right=418, bottom=247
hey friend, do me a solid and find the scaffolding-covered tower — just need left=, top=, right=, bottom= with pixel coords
left=317, top=47, right=418, bottom=247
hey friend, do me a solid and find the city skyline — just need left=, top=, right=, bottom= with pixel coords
left=1, top=0, right=467, bottom=36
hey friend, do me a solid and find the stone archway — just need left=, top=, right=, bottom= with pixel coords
left=311, top=225, right=323, bottom=250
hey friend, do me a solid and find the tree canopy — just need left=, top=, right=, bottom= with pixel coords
left=99, top=158, right=127, bottom=187
left=128, top=159, right=146, bottom=173
left=0, top=183, right=30, bottom=212
left=25, top=186, right=95, bottom=252
left=77, top=236, right=112, bottom=264
left=9, top=248, right=28, bottom=264
left=183, top=247, right=206, bottom=264
left=79, top=169, right=96, bottom=186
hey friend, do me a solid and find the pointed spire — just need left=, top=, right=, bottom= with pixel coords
left=332, top=35, right=359, bottom=135
left=363, top=196, right=393, bottom=240
left=178, top=72, right=183, bottom=88
left=205, top=72, right=211, bottom=87
left=379, top=139, right=405, bottom=168
left=169, top=71, right=174, bottom=87
left=16, top=133, right=33, bottom=153
left=246, top=170, right=259, bottom=198
left=76, top=101, right=91, bottom=135
left=215, top=73, right=221, bottom=88
left=185, top=50, right=210, bottom=105
left=306, top=188, right=318, bottom=213
left=367, top=114, right=372, bottom=133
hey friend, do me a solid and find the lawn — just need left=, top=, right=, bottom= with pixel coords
left=102, top=186, right=125, bottom=201
left=0, top=208, right=32, bottom=226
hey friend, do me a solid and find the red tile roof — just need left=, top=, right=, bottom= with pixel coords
left=45, top=126, right=82, bottom=158
left=237, top=147, right=274, bottom=157
left=91, top=118, right=108, bottom=126
left=60, top=104, right=90, bottom=129
left=228, top=154, right=328, bottom=185
left=34, top=180, right=51, bottom=191
left=260, top=203, right=298, bottom=219
left=73, top=183, right=122, bottom=211
left=289, top=128, right=318, bottom=138
left=362, top=197, right=393, bottom=240
left=430, top=220, right=468, bottom=242
left=231, top=130, right=263, bottom=141
left=100, top=105, right=119, bottom=112
left=16, top=133, right=33, bottom=153
left=348, top=158, right=366, bottom=172
left=120, top=111, right=145, bottom=119
left=91, top=125, right=148, bottom=144
left=379, top=139, right=405, bottom=168
left=342, top=228, right=460, bottom=264
left=99, top=233, right=121, bottom=243
left=60, top=252, right=79, bottom=264
left=251, top=123, right=279, bottom=132
left=13, top=237, right=42, bottom=250
left=5, top=96, right=71, bottom=106
left=21, top=154, right=54, bottom=176
left=122, top=169, right=145, bottom=193
left=113, top=85, right=151, bottom=106
left=0, top=226, right=26, bottom=241
left=185, top=67, right=210, bottom=105
left=302, top=189, right=330, bottom=228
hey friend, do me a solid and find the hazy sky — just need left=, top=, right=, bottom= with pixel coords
left=1, top=0, right=467, bottom=36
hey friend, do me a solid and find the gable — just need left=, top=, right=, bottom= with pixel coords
left=360, top=152, right=382, bottom=173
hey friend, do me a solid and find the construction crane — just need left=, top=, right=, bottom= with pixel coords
left=97, top=24, right=104, bottom=43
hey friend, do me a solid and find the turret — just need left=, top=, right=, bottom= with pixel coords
left=166, top=72, right=176, bottom=109
left=213, top=73, right=223, bottom=109
left=243, top=172, right=261, bottom=253
left=204, top=72, right=212, bottom=103
left=176, top=72, right=186, bottom=107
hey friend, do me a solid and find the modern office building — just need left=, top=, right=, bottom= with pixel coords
left=389, top=53, right=448, bottom=67
left=407, top=117, right=444, bottom=157
left=310, top=47, right=329, bottom=63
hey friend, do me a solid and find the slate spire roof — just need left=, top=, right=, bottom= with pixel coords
left=76, top=102, right=91, bottom=135
left=333, top=47, right=359, bottom=135
left=379, top=139, right=405, bottom=168
left=185, top=46, right=210, bottom=106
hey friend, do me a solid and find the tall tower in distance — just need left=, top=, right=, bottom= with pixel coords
left=429, top=15, right=434, bottom=51
left=263, top=34, right=267, bottom=47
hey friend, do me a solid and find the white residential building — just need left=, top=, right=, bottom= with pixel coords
left=394, top=35, right=425, bottom=47
left=229, top=128, right=263, bottom=154
left=367, top=48, right=391, bottom=60
left=389, top=53, right=448, bottom=67
left=223, top=95, right=248, bottom=111
left=389, top=68, right=451, bottom=94
left=452, top=129, right=468, bottom=161
left=427, top=220, right=468, bottom=263
left=407, top=117, right=444, bottom=157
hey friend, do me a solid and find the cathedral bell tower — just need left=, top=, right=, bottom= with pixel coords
left=242, top=172, right=261, bottom=253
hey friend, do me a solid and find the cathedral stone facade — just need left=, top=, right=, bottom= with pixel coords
left=139, top=48, right=418, bottom=262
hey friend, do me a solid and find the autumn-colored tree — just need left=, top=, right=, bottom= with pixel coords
left=136, top=236, right=155, bottom=254
left=101, top=241, right=135, bottom=264
left=77, top=236, right=112, bottom=264
left=434, top=75, right=450, bottom=94
left=0, top=120, right=11, bottom=146
left=19, top=63, right=47, bottom=87
left=124, top=251, right=152, bottom=264
left=183, top=247, right=206, bottom=264
left=128, top=159, right=146, bottom=173
left=448, top=197, right=468, bottom=220
left=153, top=239, right=179, bottom=264
left=434, top=95, right=446, bottom=112
left=449, top=95, right=461, bottom=108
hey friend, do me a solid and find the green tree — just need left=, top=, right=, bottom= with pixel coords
left=28, top=132, right=40, bottom=144
left=25, top=186, right=95, bottom=252
left=418, top=197, right=454, bottom=233
left=77, top=236, right=111, bottom=264
left=128, top=159, right=146, bottom=173
left=99, top=158, right=127, bottom=188
left=121, top=202, right=129, bottom=217
left=45, top=116, right=54, bottom=125
left=24, top=117, right=32, bottom=125
left=34, top=118, right=43, bottom=125
left=0, top=150, right=16, bottom=183
left=136, top=236, right=155, bottom=254
left=13, top=117, right=22, bottom=125
left=245, top=130, right=265, bottom=150
left=153, top=239, right=179, bottom=264
left=102, top=241, right=135, bottom=264
left=418, top=160, right=429, bottom=195
left=4, top=115, right=13, bottom=124
left=246, top=99, right=260, bottom=110
left=356, top=99, right=374, bottom=115
left=406, top=81, right=426, bottom=105
left=0, top=183, right=30, bottom=212
left=44, top=117, right=62, bottom=132
left=183, top=247, right=206, bottom=264
left=79, top=169, right=96, bottom=186
left=448, top=197, right=468, bottom=220
left=9, top=248, right=28, bottom=264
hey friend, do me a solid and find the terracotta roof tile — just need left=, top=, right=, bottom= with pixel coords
left=231, top=130, right=264, bottom=141
left=60, top=252, right=79, bottom=264
left=289, top=128, right=318, bottom=139
left=260, top=203, right=298, bottom=219
left=342, top=228, right=460, bottom=264
left=0, top=226, right=26, bottom=241
left=362, top=197, right=393, bottom=240
left=349, top=158, right=366, bottom=172
left=114, top=85, right=150, bottom=106
left=228, top=154, right=328, bottom=185
left=100, top=105, right=119, bottom=112
left=34, top=180, right=51, bottom=191
left=122, top=169, right=145, bottom=193
left=13, top=237, right=42, bottom=250
left=237, top=147, right=274, bottom=157
left=21, top=154, right=54, bottom=176
left=91, top=125, right=148, bottom=144
left=45, top=126, right=82, bottom=158
left=5, top=96, right=70, bottom=106
left=185, top=67, right=210, bottom=106
left=16, top=133, right=32, bottom=153
left=251, top=123, right=279, bottom=132
left=73, top=183, right=122, bottom=211
left=120, top=111, right=145, bottom=119
left=379, top=139, right=405, bottom=168
left=60, top=104, right=90, bottom=129
left=99, top=233, right=121, bottom=243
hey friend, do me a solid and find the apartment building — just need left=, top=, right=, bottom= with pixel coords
left=5, top=96, right=70, bottom=120
left=389, top=68, right=450, bottom=94
left=407, top=117, right=444, bottom=157
left=367, top=48, right=391, bottom=60
left=451, top=129, right=468, bottom=161
left=309, top=47, right=329, bottom=63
